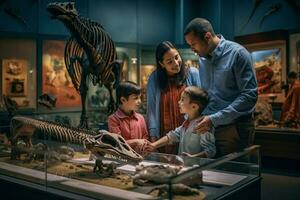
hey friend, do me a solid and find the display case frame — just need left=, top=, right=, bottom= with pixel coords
left=0, top=121, right=262, bottom=200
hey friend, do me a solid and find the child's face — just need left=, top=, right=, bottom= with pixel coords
left=121, top=94, right=142, bottom=111
left=178, top=92, right=195, bottom=114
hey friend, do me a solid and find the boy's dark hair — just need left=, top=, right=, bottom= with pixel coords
left=116, top=81, right=141, bottom=105
left=184, top=18, right=216, bottom=40
left=183, top=86, right=209, bottom=114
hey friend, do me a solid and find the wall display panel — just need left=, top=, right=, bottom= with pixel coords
left=244, top=40, right=287, bottom=103
left=2, top=59, right=28, bottom=97
left=0, top=38, right=36, bottom=109
left=235, top=31, right=288, bottom=103
left=42, top=40, right=81, bottom=108
left=289, top=33, right=300, bottom=74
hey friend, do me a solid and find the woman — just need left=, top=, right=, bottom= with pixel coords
left=146, top=41, right=201, bottom=154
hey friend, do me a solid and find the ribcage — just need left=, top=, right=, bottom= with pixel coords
left=65, top=38, right=83, bottom=91
left=64, top=16, right=117, bottom=89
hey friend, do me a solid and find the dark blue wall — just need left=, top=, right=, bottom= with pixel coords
left=234, top=0, right=300, bottom=36
left=0, top=0, right=299, bottom=44
left=0, top=0, right=176, bottom=45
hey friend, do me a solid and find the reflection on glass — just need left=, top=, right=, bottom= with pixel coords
left=179, top=48, right=199, bottom=68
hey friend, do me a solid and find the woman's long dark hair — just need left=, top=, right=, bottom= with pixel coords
left=155, top=41, right=187, bottom=90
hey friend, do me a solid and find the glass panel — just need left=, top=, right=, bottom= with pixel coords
left=0, top=116, right=46, bottom=187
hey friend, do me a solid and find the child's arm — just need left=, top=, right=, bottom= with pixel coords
left=151, top=135, right=170, bottom=149
left=199, top=132, right=216, bottom=158
left=152, top=125, right=183, bottom=149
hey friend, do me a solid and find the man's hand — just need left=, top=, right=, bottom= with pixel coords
left=194, top=116, right=212, bottom=134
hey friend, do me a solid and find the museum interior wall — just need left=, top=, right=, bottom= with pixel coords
left=0, top=1, right=299, bottom=199
left=0, top=0, right=299, bottom=130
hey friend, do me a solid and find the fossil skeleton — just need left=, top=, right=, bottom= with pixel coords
left=47, top=2, right=121, bottom=128
left=132, top=165, right=182, bottom=186
left=10, top=116, right=142, bottom=162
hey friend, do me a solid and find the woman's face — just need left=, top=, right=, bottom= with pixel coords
left=160, top=48, right=182, bottom=76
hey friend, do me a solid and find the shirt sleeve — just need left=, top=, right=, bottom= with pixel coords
left=146, top=72, right=160, bottom=138
left=166, top=126, right=183, bottom=144
left=200, top=131, right=216, bottom=158
left=209, top=48, right=258, bottom=127
left=107, top=115, right=121, bottom=135
left=187, top=67, right=201, bottom=87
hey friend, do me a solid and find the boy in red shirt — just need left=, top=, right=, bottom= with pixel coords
left=108, top=81, right=150, bottom=154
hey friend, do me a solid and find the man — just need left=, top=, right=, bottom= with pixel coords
left=280, top=71, right=300, bottom=128
left=184, top=18, right=258, bottom=157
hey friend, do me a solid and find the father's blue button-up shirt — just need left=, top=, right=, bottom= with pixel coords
left=199, top=35, right=258, bottom=127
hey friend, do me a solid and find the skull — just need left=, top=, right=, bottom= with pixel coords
left=85, top=130, right=143, bottom=162
left=47, top=2, right=78, bottom=21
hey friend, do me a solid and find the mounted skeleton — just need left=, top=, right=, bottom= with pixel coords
left=10, top=116, right=142, bottom=162
left=47, top=2, right=121, bottom=128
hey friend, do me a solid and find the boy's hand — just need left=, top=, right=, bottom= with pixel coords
left=194, top=116, right=212, bottom=134
left=141, top=142, right=155, bottom=156
left=127, top=139, right=154, bottom=156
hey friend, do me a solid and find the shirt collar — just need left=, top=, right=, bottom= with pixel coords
left=210, top=34, right=225, bottom=59
left=182, top=118, right=198, bottom=129
left=115, top=108, right=139, bottom=120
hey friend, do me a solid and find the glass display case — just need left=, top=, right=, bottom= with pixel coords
left=0, top=117, right=261, bottom=200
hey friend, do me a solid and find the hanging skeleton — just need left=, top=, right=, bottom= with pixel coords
left=47, top=2, right=120, bottom=128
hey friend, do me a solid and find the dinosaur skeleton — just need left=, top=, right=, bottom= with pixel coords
left=10, top=116, right=143, bottom=162
left=47, top=2, right=121, bottom=128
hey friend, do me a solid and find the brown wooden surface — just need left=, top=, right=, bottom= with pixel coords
left=254, top=127, right=300, bottom=159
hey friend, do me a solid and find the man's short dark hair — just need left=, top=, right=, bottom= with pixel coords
left=184, top=18, right=215, bottom=39
left=183, top=86, right=209, bottom=114
left=116, top=81, right=141, bottom=105
left=288, top=71, right=298, bottom=79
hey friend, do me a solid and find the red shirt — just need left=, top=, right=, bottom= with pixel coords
left=108, top=108, right=149, bottom=141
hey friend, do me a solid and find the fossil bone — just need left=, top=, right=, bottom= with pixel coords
left=47, top=2, right=121, bottom=128
left=10, top=116, right=142, bottom=162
